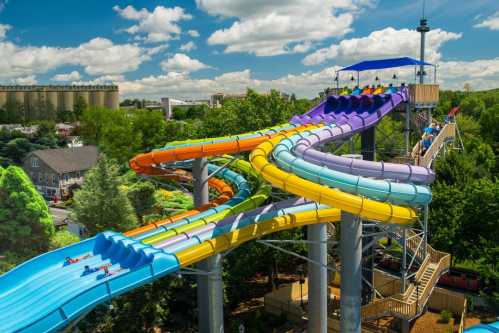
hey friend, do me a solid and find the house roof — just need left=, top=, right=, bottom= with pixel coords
left=28, top=146, right=99, bottom=174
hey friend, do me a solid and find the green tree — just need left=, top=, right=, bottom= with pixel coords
left=49, top=230, right=80, bottom=250
left=5, top=138, right=33, bottom=163
left=129, top=109, right=167, bottom=152
left=71, top=156, right=138, bottom=235
left=74, top=95, right=88, bottom=120
left=459, top=95, right=485, bottom=119
left=0, top=165, right=55, bottom=257
left=125, top=181, right=156, bottom=221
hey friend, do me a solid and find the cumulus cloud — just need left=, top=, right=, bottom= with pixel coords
left=197, top=0, right=374, bottom=56
left=119, top=55, right=499, bottom=100
left=72, top=74, right=125, bottom=85
left=474, top=11, right=499, bottom=30
left=302, top=27, right=462, bottom=66
left=13, top=75, right=37, bottom=85
left=187, top=30, right=200, bottom=37
left=51, top=70, right=82, bottom=81
left=113, top=5, right=192, bottom=43
left=160, top=53, right=210, bottom=73
left=180, top=41, right=196, bottom=52
left=0, top=23, right=10, bottom=40
left=0, top=37, right=156, bottom=79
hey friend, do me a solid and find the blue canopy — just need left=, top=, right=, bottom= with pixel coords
left=339, top=57, right=433, bottom=72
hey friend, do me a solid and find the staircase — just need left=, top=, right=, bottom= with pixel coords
left=411, top=122, right=456, bottom=167
left=361, top=230, right=451, bottom=322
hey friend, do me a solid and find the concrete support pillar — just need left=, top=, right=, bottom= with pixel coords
left=194, top=158, right=224, bottom=333
left=361, top=126, right=376, bottom=161
left=307, top=224, right=328, bottom=333
left=340, top=213, right=362, bottom=333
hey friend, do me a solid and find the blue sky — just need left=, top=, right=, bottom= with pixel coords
left=0, top=0, right=498, bottom=99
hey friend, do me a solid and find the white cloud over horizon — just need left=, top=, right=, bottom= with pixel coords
left=180, top=41, right=196, bottom=52
left=51, top=70, right=81, bottom=81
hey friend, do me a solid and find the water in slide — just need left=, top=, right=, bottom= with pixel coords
left=0, top=87, right=433, bottom=332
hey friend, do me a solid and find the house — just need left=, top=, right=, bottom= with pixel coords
left=23, top=146, right=99, bottom=200
left=55, top=123, right=75, bottom=137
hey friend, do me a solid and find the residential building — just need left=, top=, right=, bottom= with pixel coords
left=22, top=146, right=99, bottom=199
left=0, top=85, right=119, bottom=113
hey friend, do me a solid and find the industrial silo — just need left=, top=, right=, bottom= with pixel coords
left=105, top=89, right=119, bottom=109
left=62, top=90, right=74, bottom=112
left=90, top=90, right=104, bottom=107
left=46, top=90, right=59, bottom=112
left=0, top=90, right=7, bottom=109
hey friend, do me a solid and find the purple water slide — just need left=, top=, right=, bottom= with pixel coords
left=290, top=89, right=435, bottom=184
left=154, top=198, right=309, bottom=250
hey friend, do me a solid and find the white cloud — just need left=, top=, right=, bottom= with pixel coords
left=197, top=0, right=374, bottom=56
left=188, top=30, right=200, bottom=37
left=72, top=74, right=125, bottom=85
left=0, top=23, right=10, bottom=40
left=474, top=11, right=499, bottom=30
left=160, top=53, right=210, bottom=73
left=180, top=41, right=196, bottom=52
left=51, top=70, right=81, bottom=81
left=0, top=37, right=156, bottom=79
left=113, top=5, right=192, bottom=43
left=13, top=75, right=37, bottom=85
left=119, top=55, right=499, bottom=100
left=302, top=27, right=461, bottom=66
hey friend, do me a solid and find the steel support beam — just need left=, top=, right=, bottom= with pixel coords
left=307, top=224, right=328, bottom=333
left=340, top=213, right=362, bottom=333
left=405, top=103, right=411, bottom=156
left=361, top=126, right=376, bottom=161
left=194, top=158, right=224, bottom=333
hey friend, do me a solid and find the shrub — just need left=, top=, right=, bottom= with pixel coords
left=440, top=309, right=453, bottom=323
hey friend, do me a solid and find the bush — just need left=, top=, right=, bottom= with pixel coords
left=440, top=309, right=453, bottom=323
left=50, top=230, right=80, bottom=250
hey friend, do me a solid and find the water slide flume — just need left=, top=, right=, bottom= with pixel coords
left=125, top=169, right=234, bottom=237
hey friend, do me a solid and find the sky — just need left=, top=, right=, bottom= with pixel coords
left=0, top=0, right=498, bottom=100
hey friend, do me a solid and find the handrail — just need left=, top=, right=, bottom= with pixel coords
left=362, top=230, right=451, bottom=321
left=412, top=123, right=456, bottom=167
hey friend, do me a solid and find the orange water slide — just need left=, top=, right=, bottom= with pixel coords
left=124, top=169, right=233, bottom=237
left=128, top=127, right=305, bottom=175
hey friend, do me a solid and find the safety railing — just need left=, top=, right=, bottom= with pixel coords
left=362, top=229, right=451, bottom=321
left=412, top=122, right=456, bottom=167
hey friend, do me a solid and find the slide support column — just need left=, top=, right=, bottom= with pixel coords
left=194, top=158, right=224, bottom=333
left=307, top=223, right=328, bottom=333
left=361, top=126, right=376, bottom=161
left=340, top=213, right=362, bottom=333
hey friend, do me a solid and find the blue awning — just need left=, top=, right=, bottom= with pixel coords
left=339, top=57, right=433, bottom=72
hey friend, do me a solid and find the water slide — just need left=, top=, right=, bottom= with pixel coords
left=0, top=87, right=434, bottom=332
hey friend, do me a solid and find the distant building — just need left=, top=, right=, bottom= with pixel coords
left=210, top=93, right=247, bottom=108
left=0, top=124, right=39, bottom=136
left=161, top=97, right=209, bottom=119
left=55, top=123, right=75, bottom=137
left=22, top=146, right=99, bottom=199
left=0, top=85, right=119, bottom=113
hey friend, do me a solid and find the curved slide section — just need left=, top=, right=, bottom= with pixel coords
left=0, top=208, right=339, bottom=333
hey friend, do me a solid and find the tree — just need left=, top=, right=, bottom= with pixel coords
left=49, top=230, right=80, bottom=250
left=480, top=104, right=499, bottom=146
left=0, top=166, right=54, bottom=257
left=71, top=156, right=138, bottom=235
left=459, top=96, right=485, bottom=119
left=125, top=181, right=156, bottom=221
left=5, top=138, right=33, bottom=163
left=74, top=95, right=88, bottom=120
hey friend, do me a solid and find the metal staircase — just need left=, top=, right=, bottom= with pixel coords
left=361, top=230, right=450, bottom=322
